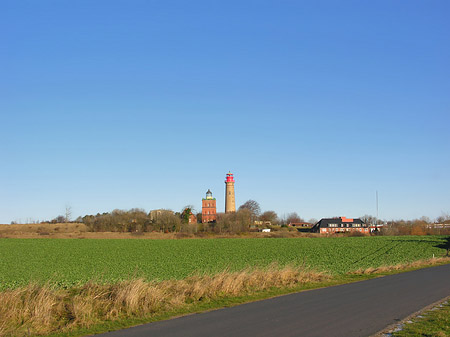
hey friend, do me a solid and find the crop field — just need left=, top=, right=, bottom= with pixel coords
left=0, top=236, right=448, bottom=290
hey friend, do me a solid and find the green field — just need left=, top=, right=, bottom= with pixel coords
left=0, top=236, right=448, bottom=290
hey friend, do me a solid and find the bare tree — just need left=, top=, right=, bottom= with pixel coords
left=238, top=200, right=261, bottom=218
left=53, top=215, right=66, bottom=223
left=216, top=209, right=252, bottom=233
left=260, top=211, right=278, bottom=224
left=154, top=211, right=181, bottom=232
left=65, top=205, right=72, bottom=223
left=286, top=212, right=304, bottom=224
left=436, top=212, right=450, bottom=223
left=361, top=214, right=376, bottom=226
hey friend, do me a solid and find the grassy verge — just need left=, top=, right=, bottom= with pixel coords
left=1, top=257, right=449, bottom=337
left=391, top=300, right=450, bottom=337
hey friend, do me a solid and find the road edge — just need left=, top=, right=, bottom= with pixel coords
left=372, top=295, right=450, bottom=336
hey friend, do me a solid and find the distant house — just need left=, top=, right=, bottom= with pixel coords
left=369, top=224, right=384, bottom=233
left=188, top=213, right=197, bottom=224
left=427, top=223, right=450, bottom=229
left=311, top=217, right=368, bottom=234
left=288, top=222, right=312, bottom=228
left=254, top=220, right=272, bottom=226
left=289, top=222, right=313, bottom=232
left=150, top=209, right=174, bottom=222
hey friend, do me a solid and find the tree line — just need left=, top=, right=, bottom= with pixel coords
left=37, top=201, right=450, bottom=235
left=37, top=200, right=311, bottom=233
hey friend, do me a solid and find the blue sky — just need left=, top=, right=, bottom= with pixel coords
left=1, top=0, right=449, bottom=223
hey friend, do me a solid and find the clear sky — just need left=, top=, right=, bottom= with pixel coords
left=1, top=0, right=449, bottom=224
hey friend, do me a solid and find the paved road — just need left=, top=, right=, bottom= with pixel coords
left=95, top=264, right=450, bottom=337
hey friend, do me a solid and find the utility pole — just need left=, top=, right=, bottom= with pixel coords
left=376, top=191, right=379, bottom=226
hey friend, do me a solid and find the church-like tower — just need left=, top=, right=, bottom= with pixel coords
left=225, top=172, right=236, bottom=213
left=202, top=189, right=216, bottom=223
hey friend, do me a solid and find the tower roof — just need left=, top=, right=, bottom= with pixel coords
left=225, top=172, right=235, bottom=183
left=205, top=189, right=213, bottom=199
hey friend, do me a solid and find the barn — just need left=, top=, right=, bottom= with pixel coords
left=311, top=217, right=368, bottom=234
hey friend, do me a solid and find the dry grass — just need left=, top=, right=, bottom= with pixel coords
left=0, top=224, right=183, bottom=239
left=0, top=223, right=88, bottom=239
left=0, top=225, right=321, bottom=239
left=0, top=265, right=328, bottom=337
left=348, top=257, right=450, bottom=275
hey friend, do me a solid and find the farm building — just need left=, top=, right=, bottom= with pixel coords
left=288, top=222, right=312, bottom=228
left=188, top=213, right=197, bottom=224
left=288, top=222, right=313, bottom=232
left=311, top=217, right=369, bottom=234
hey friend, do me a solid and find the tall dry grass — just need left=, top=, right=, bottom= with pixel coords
left=0, top=265, right=328, bottom=337
left=348, top=257, right=450, bottom=275
left=0, top=223, right=88, bottom=239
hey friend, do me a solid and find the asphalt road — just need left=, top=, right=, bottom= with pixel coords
left=95, top=264, right=450, bottom=337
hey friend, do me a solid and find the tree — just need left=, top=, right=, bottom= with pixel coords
left=436, top=212, right=450, bottom=223
left=127, top=208, right=148, bottom=232
left=154, top=211, right=181, bottom=232
left=53, top=215, right=66, bottom=223
left=65, top=205, right=72, bottom=223
left=260, top=211, right=278, bottom=224
left=361, top=214, right=376, bottom=226
left=235, top=208, right=252, bottom=231
left=181, top=205, right=195, bottom=224
left=286, top=212, right=304, bottom=224
left=216, top=209, right=251, bottom=233
left=238, top=200, right=261, bottom=219
left=215, top=212, right=231, bottom=233
left=418, top=216, right=431, bottom=224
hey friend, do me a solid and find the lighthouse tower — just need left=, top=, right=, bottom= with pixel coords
left=225, top=172, right=236, bottom=213
left=202, top=189, right=216, bottom=223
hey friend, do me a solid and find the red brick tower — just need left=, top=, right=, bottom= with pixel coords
left=202, top=189, right=217, bottom=223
